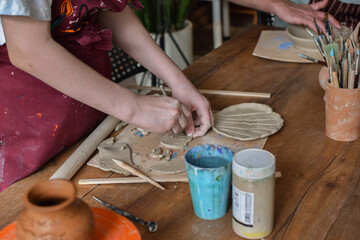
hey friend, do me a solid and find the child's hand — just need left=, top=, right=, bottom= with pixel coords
left=171, top=86, right=214, bottom=138
left=129, top=95, right=191, bottom=134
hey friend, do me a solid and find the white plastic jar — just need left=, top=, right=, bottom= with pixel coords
left=232, top=148, right=275, bottom=239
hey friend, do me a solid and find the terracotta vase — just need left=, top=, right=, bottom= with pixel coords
left=16, top=179, right=94, bottom=240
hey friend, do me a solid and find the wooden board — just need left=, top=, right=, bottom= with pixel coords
left=252, top=30, right=323, bottom=63
left=87, top=124, right=267, bottom=180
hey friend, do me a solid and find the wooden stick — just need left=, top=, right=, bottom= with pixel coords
left=127, top=85, right=271, bottom=99
left=78, top=176, right=188, bottom=185
left=50, top=115, right=121, bottom=180
left=112, top=159, right=165, bottom=190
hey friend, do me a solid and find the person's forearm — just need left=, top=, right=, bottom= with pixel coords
left=99, top=7, right=194, bottom=91
left=2, top=16, right=137, bottom=123
left=227, top=0, right=284, bottom=15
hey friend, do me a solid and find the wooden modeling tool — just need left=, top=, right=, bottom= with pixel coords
left=127, top=85, right=271, bottom=98
left=93, top=196, right=158, bottom=232
left=112, top=159, right=165, bottom=190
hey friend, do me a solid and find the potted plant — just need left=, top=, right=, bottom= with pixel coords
left=132, top=0, right=194, bottom=70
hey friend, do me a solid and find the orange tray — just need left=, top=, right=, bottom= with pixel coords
left=0, top=207, right=141, bottom=240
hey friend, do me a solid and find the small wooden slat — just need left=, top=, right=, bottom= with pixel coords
left=78, top=176, right=188, bottom=185
left=127, top=85, right=271, bottom=98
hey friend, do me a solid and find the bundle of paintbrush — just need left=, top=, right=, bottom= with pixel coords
left=302, top=14, right=360, bottom=89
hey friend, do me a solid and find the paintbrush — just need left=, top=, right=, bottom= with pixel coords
left=314, top=17, right=321, bottom=36
left=297, top=53, right=327, bottom=66
left=341, top=57, right=348, bottom=88
left=302, top=25, right=326, bottom=58
left=355, top=48, right=359, bottom=75
left=330, top=48, right=340, bottom=87
left=324, top=13, right=331, bottom=39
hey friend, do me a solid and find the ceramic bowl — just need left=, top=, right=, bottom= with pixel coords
left=286, top=24, right=340, bottom=52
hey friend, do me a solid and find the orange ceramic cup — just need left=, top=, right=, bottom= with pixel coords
left=319, top=67, right=360, bottom=141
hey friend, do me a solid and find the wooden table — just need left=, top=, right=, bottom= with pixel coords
left=1, top=25, right=360, bottom=240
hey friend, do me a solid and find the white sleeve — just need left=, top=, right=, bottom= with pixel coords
left=0, top=0, right=52, bottom=45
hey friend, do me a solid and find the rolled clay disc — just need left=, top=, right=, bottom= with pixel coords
left=150, top=160, right=186, bottom=174
left=160, top=133, right=192, bottom=149
left=213, top=103, right=284, bottom=141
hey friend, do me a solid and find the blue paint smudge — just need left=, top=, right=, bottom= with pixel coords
left=171, top=151, right=178, bottom=160
left=134, top=131, right=143, bottom=137
left=275, top=37, right=283, bottom=41
left=217, top=134, right=223, bottom=138
left=278, top=42, right=293, bottom=50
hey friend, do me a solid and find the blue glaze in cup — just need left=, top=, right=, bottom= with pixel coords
left=185, top=144, right=234, bottom=220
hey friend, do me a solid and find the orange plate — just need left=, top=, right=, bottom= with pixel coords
left=0, top=207, right=141, bottom=240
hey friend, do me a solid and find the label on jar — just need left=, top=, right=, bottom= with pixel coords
left=232, top=185, right=254, bottom=227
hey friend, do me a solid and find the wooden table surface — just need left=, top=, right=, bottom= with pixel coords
left=1, top=25, right=360, bottom=240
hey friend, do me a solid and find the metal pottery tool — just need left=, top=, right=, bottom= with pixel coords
left=93, top=196, right=158, bottom=232
left=159, top=84, right=167, bottom=96
left=112, top=159, right=165, bottom=190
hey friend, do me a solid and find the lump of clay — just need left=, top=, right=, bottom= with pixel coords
left=114, top=121, right=128, bottom=131
left=131, top=127, right=150, bottom=135
left=149, top=148, right=172, bottom=161
left=97, top=138, right=135, bottom=176
left=160, top=133, right=192, bottom=149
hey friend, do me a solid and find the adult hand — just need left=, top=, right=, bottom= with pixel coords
left=171, top=85, right=214, bottom=138
left=129, top=95, right=191, bottom=134
left=274, top=0, right=340, bottom=32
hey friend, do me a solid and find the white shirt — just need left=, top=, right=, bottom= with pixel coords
left=0, top=0, right=52, bottom=45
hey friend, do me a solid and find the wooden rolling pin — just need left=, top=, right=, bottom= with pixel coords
left=50, top=115, right=121, bottom=180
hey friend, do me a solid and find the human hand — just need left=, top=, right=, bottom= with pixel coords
left=171, top=85, right=214, bottom=138
left=129, top=95, right=191, bottom=134
left=274, top=0, right=340, bottom=32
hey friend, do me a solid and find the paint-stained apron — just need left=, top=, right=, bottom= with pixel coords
left=0, top=0, right=143, bottom=192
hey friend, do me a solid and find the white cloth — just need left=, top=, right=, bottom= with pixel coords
left=0, top=0, right=52, bottom=45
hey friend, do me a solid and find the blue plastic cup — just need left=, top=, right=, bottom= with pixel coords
left=185, top=144, right=234, bottom=220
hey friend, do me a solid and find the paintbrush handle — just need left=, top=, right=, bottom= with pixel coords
left=348, top=69, right=355, bottom=89
left=342, top=60, right=348, bottom=88
left=332, top=71, right=340, bottom=88
left=112, top=159, right=165, bottom=190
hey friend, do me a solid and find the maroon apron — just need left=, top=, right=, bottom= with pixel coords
left=0, top=0, right=143, bottom=191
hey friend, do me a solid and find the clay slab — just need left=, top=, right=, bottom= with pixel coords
left=213, top=103, right=284, bottom=141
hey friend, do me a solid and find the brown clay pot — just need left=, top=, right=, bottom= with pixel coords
left=319, top=66, right=360, bottom=141
left=16, top=179, right=94, bottom=240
